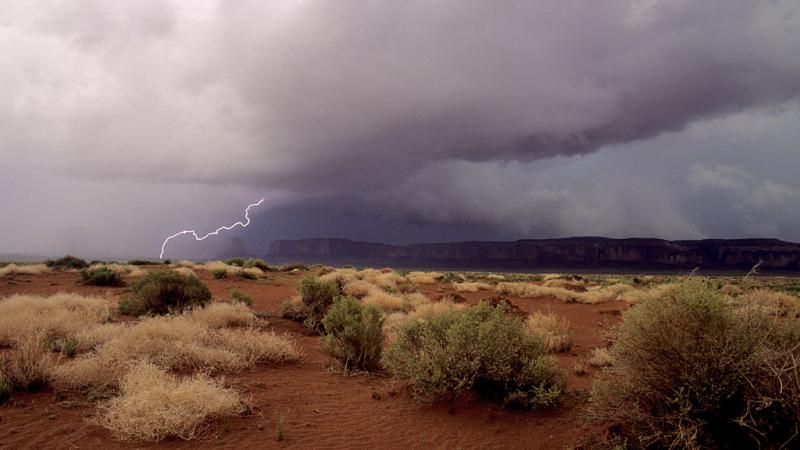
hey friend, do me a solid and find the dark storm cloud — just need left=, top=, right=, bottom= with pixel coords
left=2, top=0, right=800, bottom=256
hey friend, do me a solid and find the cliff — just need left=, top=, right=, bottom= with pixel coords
left=268, top=237, right=800, bottom=271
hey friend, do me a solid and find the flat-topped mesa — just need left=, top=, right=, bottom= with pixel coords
left=268, top=237, right=800, bottom=271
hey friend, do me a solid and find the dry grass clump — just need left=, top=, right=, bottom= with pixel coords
left=406, top=271, right=442, bottom=284
left=198, top=261, right=238, bottom=274
left=526, top=312, right=572, bottom=353
left=176, top=260, right=195, bottom=268
left=542, top=278, right=584, bottom=289
left=587, top=347, right=613, bottom=367
left=54, top=309, right=301, bottom=390
left=486, top=273, right=506, bottom=281
left=0, top=331, right=54, bottom=391
left=173, top=267, right=196, bottom=278
left=0, top=293, right=114, bottom=347
left=94, top=361, right=246, bottom=442
left=185, top=302, right=256, bottom=328
left=241, top=267, right=264, bottom=278
left=496, top=282, right=641, bottom=304
left=452, top=282, right=491, bottom=292
left=0, top=263, right=50, bottom=277
left=739, top=288, right=800, bottom=317
left=382, top=299, right=463, bottom=343
left=720, top=283, right=744, bottom=297
left=361, top=290, right=407, bottom=313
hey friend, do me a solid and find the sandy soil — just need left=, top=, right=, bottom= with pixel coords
left=0, top=267, right=624, bottom=449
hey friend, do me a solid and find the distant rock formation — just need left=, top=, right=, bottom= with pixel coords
left=268, top=237, right=800, bottom=271
left=216, top=237, right=255, bottom=259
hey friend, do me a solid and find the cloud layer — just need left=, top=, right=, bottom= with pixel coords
left=2, top=1, right=799, bottom=257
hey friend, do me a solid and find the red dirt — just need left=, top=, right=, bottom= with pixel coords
left=0, top=268, right=624, bottom=449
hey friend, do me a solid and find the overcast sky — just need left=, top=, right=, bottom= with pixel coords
left=1, top=0, right=799, bottom=258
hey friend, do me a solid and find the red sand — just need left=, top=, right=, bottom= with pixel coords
left=0, top=268, right=623, bottom=449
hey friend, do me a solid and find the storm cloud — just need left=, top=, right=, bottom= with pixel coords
left=1, top=0, right=799, bottom=257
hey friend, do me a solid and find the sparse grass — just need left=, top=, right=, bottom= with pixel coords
left=275, top=410, right=287, bottom=442
left=230, top=289, right=254, bottom=307
left=173, top=267, right=196, bottom=278
left=572, top=361, right=589, bottom=376
left=495, top=281, right=640, bottom=304
left=739, top=288, right=800, bottom=317
left=0, top=263, right=50, bottom=277
left=176, top=260, right=195, bottom=268
left=0, top=375, right=9, bottom=403
left=525, top=312, right=572, bottom=353
left=94, top=361, right=247, bottom=442
left=186, top=301, right=256, bottom=328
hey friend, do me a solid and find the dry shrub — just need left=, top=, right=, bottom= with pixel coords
left=94, top=362, right=246, bottom=442
left=0, top=293, right=114, bottom=347
left=342, top=279, right=374, bottom=298
left=186, top=302, right=256, bottom=328
left=0, top=263, right=50, bottom=277
left=740, top=288, right=800, bottom=317
left=486, top=273, right=506, bottom=281
left=720, top=283, right=744, bottom=297
left=526, top=312, right=572, bottom=353
left=542, top=278, right=584, bottom=289
left=0, top=331, right=54, bottom=391
left=198, top=261, right=238, bottom=275
left=176, top=260, right=195, bottom=268
left=587, top=347, right=613, bottom=367
left=54, top=309, right=301, bottom=390
left=453, top=282, right=491, bottom=292
left=88, top=263, right=146, bottom=278
left=591, top=279, right=800, bottom=449
left=542, top=274, right=563, bottom=281
left=406, top=271, right=442, bottom=284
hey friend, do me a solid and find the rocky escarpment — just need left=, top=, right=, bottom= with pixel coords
left=268, top=237, right=800, bottom=271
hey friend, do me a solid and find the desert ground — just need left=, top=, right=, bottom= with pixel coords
left=0, top=260, right=798, bottom=449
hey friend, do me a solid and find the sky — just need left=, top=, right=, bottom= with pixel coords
left=1, top=0, right=799, bottom=259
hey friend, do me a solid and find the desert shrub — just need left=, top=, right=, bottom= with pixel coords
left=297, top=276, right=342, bottom=331
left=243, top=258, right=270, bottom=271
left=591, top=279, right=800, bottom=449
left=320, top=296, right=384, bottom=371
left=127, top=260, right=154, bottom=266
left=383, top=302, right=564, bottom=409
left=230, top=289, right=253, bottom=306
left=740, top=288, right=800, bottom=317
left=453, top=282, right=492, bottom=292
left=176, top=259, right=195, bottom=267
left=405, top=271, right=442, bottom=284
left=236, top=269, right=257, bottom=280
left=46, top=255, right=88, bottom=270
left=94, top=361, right=246, bottom=442
left=279, top=263, right=308, bottom=272
left=587, top=347, right=613, bottom=367
left=212, top=268, right=228, bottom=279
left=186, top=302, right=255, bottom=328
left=526, top=312, right=572, bottom=353
left=127, top=270, right=211, bottom=315
left=223, top=258, right=245, bottom=267
left=0, top=332, right=53, bottom=391
left=80, top=266, right=125, bottom=286
left=280, top=297, right=311, bottom=322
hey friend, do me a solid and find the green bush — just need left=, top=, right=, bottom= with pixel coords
left=591, top=279, right=800, bottom=449
left=383, top=302, right=564, bottom=409
left=243, top=258, right=270, bottom=271
left=231, top=289, right=253, bottom=306
left=236, top=269, right=257, bottom=280
left=223, top=258, right=245, bottom=267
left=297, top=276, right=342, bottom=331
left=321, top=296, right=384, bottom=371
left=80, top=266, right=124, bottom=286
left=280, top=299, right=311, bottom=323
left=125, top=270, right=212, bottom=315
left=212, top=269, right=228, bottom=279
left=45, top=255, right=88, bottom=270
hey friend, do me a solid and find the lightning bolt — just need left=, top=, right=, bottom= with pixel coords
left=159, top=198, right=265, bottom=259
